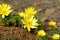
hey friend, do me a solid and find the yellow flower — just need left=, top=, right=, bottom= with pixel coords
left=0, top=3, right=12, bottom=18
left=18, top=12, right=24, bottom=17
left=25, top=7, right=37, bottom=19
left=18, top=7, right=38, bottom=31
left=25, top=7, right=37, bottom=16
left=18, top=7, right=37, bottom=18
left=52, top=34, right=60, bottom=39
left=22, top=17, right=39, bottom=31
left=37, top=30, right=46, bottom=37
left=48, top=21, right=56, bottom=27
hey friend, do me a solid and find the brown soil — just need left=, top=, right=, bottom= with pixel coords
left=0, top=26, right=36, bottom=40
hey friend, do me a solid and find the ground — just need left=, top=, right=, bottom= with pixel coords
left=0, top=26, right=36, bottom=40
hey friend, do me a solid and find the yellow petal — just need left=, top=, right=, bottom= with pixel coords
left=27, top=27, right=30, bottom=31
left=37, top=30, right=46, bottom=37
left=52, top=34, right=60, bottom=39
left=24, top=26, right=26, bottom=28
left=6, top=10, right=12, bottom=16
left=2, top=15, right=5, bottom=18
left=31, top=26, right=37, bottom=28
left=18, top=12, right=24, bottom=17
left=48, top=21, right=56, bottom=27
left=33, top=11, right=37, bottom=14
